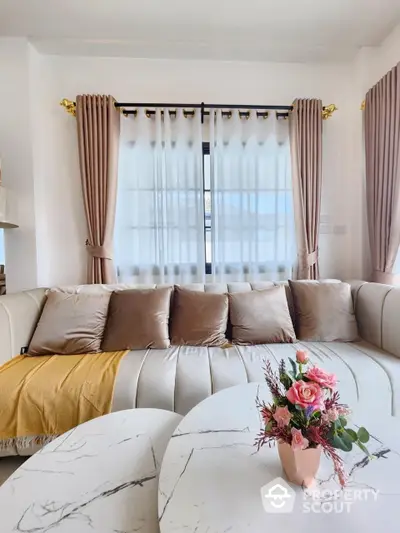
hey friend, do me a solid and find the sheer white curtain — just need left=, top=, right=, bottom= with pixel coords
left=209, top=110, right=295, bottom=281
left=0, top=230, right=4, bottom=265
left=115, top=109, right=205, bottom=284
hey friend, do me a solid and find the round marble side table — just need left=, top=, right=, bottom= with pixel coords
left=158, top=383, right=400, bottom=533
left=0, top=408, right=182, bottom=533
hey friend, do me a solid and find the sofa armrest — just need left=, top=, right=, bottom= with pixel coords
left=0, top=289, right=47, bottom=365
left=348, top=280, right=400, bottom=358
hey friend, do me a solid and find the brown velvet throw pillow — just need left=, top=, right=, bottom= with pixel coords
left=288, top=280, right=358, bottom=342
left=229, top=286, right=296, bottom=345
left=170, top=287, right=228, bottom=346
left=28, top=291, right=111, bottom=356
left=101, top=287, right=173, bottom=351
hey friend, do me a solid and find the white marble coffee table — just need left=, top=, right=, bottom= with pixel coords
left=158, top=383, right=400, bottom=532
left=0, top=409, right=182, bottom=533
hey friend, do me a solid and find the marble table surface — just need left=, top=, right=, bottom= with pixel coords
left=158, top=383, right=400, bottom=533
left=0, top=408, right=182, bottom=533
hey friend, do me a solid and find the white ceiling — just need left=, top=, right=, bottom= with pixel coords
left=0, top=0, right=399, bottom=62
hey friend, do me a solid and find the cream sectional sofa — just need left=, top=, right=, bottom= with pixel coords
left=0, top=280, right=400, bottom=456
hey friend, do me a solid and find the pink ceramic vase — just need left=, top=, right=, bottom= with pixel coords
left=278, top=441, right=321, bottom=487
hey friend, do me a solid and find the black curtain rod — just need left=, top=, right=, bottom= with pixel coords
left=115, top=102, right=293, bottom=111
left=122, top=109, right=289, bottom=119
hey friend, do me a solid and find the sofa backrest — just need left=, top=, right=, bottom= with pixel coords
left=0, top=288, right=46, bottom=365
left=53, top=281, right=284, bottom=293
left=52, top=280, right=296, bottom=324
left=1, top=280, right=399, bottom=365
left=350, top=280, right=400, bottom=358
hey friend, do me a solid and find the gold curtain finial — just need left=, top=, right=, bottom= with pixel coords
left=322, top=104, right=337, bottom=120
left=361, top=100, right=366, bottom=111
left=60, top=98, right=76, bottom=117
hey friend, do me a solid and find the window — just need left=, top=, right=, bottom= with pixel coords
left=115, top=111, right=295, bottom=283
left=201, top=110, right=294, bottom=281
left=202, top=139, right=294, bottom=278
left=115, top=110, right=205, bottom=284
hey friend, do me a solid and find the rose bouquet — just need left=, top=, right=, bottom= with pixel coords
left=256, top=350, right=370, bottom=486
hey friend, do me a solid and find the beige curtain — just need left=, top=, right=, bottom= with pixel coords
left=289, top=98, right=323, bottom=279
left=365, top=63, right=400, bottom=285
left=76, top=95, right=121, bottom=284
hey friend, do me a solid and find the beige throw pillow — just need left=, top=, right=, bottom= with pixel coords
left=229, top=286, right=296, bottom=344
left=28, top=291, right=111, bottom=356
left=288, top=281, right=358, bottom=341
left=170, top=287, right=228, bottom=346
left=101, top=287, right=173, bottom=351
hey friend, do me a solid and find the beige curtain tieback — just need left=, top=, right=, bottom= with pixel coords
left=86, top=241, right=113, bottom=260
left=298, top=248, right=319, bottom=268
left=372, top=269, right=400, bottom=285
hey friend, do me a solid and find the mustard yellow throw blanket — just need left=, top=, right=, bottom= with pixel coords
left=0, top=351, right=127, bottom=452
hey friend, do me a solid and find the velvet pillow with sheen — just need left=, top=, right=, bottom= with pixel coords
left=229, top=286, right=296, bottom=344
left=170, top=287, right=228, bottom=346
left=288, top=281, right=358, bottom=342
left=101, top=287, right=173, bottom=351
left=28, top=291, right=111, bottom=356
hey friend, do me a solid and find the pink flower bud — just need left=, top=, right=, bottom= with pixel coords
left=296, top=350, right=309, bottom=364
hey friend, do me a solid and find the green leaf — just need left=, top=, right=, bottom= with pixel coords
left=357, top=427, right=370, bottom=443
left=280, top=373, right=292, bottom=390
left=333, top=419, right=342, bottom=430
left=340, top=431, right=353, bottom=451
left=331, top=433, right=352, bottom=452
left=288, top=357, right=298, bottom=378
left=339, top=416, right=347, bottom=427
left=331, top=434, right=343, bottom=450
left=326, top=430, right=335, bottom=446
left=356, top=441, right=370, bottom=456
left=345, top=428, right=358, bottom=441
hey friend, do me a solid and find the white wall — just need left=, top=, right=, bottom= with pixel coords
left=355, top=24, right=400, bottom=95
left=373, top=24, right=400, bottom=83
left=0, top=38, right=38, bottom=291
left=33, top=54, right=362, bottom=286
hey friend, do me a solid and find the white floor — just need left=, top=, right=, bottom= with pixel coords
left=0, top=457, right=26, bottom=486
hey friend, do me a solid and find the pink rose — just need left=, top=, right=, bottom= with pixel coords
left=273, top=406, right=292, bottom=428
left=291, top=427, right=309, bottom=451
left=305, top=367, right=337, bottom=390
left=286, top=380, right=323, bottom=409
left=296, top=350, right=309, bottom=364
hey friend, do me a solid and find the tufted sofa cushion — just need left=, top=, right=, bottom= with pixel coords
left=111, top=340, right=400, bottom=417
